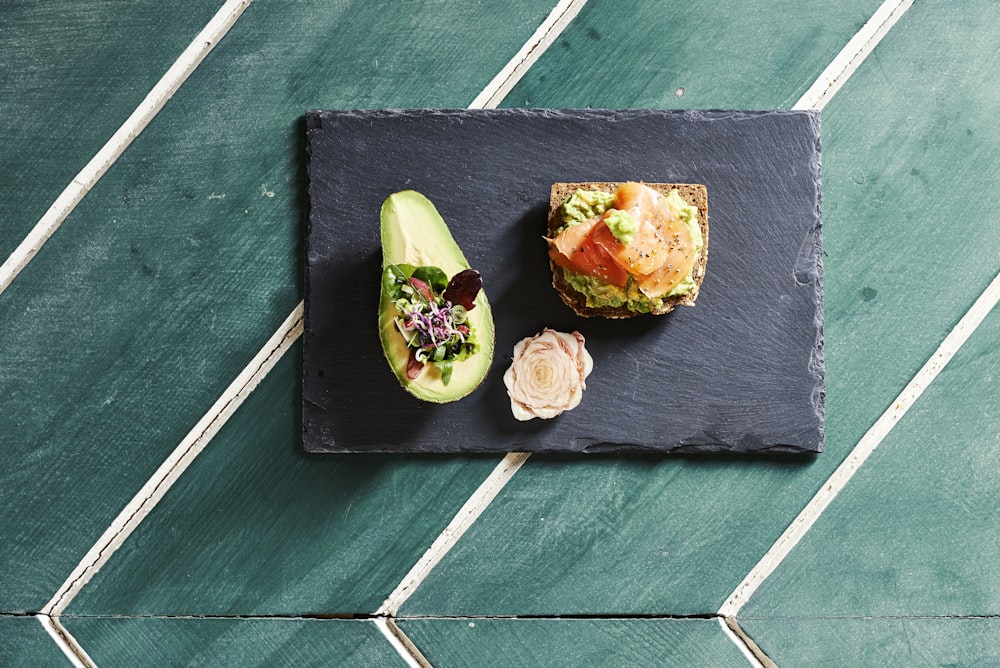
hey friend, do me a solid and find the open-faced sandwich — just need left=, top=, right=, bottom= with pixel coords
left=547, top=181, right=708, bottom=318
left=378, top=190, right=495, bottom=403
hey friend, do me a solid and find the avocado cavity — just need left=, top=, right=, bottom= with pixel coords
left=378, top=191, right=495, bottom=403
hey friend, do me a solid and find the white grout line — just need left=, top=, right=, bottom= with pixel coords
left=332, top=1, right=591, bottom=657
left=714, top=0, right=916, bottom=656
left=712, top=0, right=919, bottom=643
left=33, top=0, right=584, bottom=661
left=468, top=0, right=588, bottom=109
left=718, top=617, right=766, bottom=668
left=0, top=0, right=253, bottom=299
left=38, top=614, right=96, bottom=668
left=792, top=0, right=913, bottom=111
left=719, top=269, right=1000, bottom=618
left=376, top=453, right=531, bottom=616
left=374, top=618, right=427, bottom=668
left=371, top=0, right=589, bottom=623
left=41, top=304, right=303, bottom=617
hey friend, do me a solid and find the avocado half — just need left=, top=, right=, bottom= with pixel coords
left=378, top=190, right=495, bottom=403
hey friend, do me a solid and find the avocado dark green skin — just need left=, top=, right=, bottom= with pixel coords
left=378, top=191, right=495, bottom=403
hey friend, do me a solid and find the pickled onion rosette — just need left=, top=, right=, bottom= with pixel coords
left=503, top=328, right=594, bottom=420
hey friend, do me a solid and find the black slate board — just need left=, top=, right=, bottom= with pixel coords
left=303, top=109, right=823, bottom=454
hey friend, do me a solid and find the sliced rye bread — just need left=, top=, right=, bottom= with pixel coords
left=548, top=182, right=709, bottom=318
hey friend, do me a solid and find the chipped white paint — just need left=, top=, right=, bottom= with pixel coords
left=720, top=270, right=1000, bottom=618
left=0, top=0, right=253, bottom=298
left=793, top=0, right=913, bottom=111
left=718, top=617, right=766, bottom=668
left=377, top=452, right=531, bottom=615
left=714, top=0, right=920, bottom=641
left=38, top=615, right=95, bottom=668
left=42, top=304, right=303, bottom=617
left=32, top=0, right=590, bottom=662
left=374, top=618, right=426, bottom=668
left=468, top=0, right=588, bottom=109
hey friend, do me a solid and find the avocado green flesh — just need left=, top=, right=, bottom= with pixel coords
left=603, top=209, right=638, bottom=245
left=560, top=189, right=614, bottom=228
left=378, top=190, right=495, bottom=403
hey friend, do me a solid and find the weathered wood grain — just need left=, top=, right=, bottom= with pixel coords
left=0, top=0, right=223, bottom=262
left=742, top=616, right=1000, bottom=667
left=399, top=617, right=750, bottom=668
left=0, top=616, right=72, bottom=667
left=743, top=307, right=1000, bottom=618
left=502, top=0, right=885, bottom=110
left=0, top=0, right=560, bottom=612
left=68, top=347, right=499, bottom=615
left=65, top=616, right=402, bottom=668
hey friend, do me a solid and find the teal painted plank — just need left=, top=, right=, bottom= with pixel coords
left=68, top=344, right=499, bottom=614
left=0, top=0, right=558, bottom=612
left=502, top=0, right=883, bottom=109
left=404, top=455, right=823, bottom=615
left=0, top=616, right=71, bottom=667
left=402, top=0, right=1000, bottom=616
left=742, top=303, right=1000, bottom=618
left=0, top=0, right=223, bottom=262
left=741, top=617, right=1000, bottom=667
left=65, top=617, right=404, bottom=668
left=398, top=618, right=749, bottom=668
left=809, top=0, right=1000, bottom=475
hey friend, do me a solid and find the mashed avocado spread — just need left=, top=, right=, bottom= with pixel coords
left=603, top=209, right=638, bottom=245
left=561, top=189, right=702, bottom=312
left=560, top=189, right=614, bottom=228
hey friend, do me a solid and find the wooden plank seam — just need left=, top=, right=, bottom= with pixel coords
left=0, top=0, right=253, bottom=299
left=792, top=0, right=914, bottom=111
left=26, top=3, right=256, bottom=665
left=468, top=0, right=589, bottom=109
left=374, top=617, right=431, bottom=668
left=719, top=269, right=1000, bottom=620
left=376, top=453, right=532, bottom=616
left=718, top=617, right=767, bottom=668
left=718, top=1, right=922, bottom=661
left=38, top=305, right=302, bottom=665
left=38, top=615, right=95, bottom=668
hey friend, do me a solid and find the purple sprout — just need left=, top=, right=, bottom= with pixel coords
left=403, top=301, right=467, bottom=352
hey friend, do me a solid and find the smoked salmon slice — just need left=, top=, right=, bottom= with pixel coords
left=592, top=211, right=667, bottom=276
left=549, top=182, right=695, bottom=296
left=548, top=216, right=629, bottom=288
left=633, top=254, right=690, bottom=298
left=617, top=182, right=695, bottom=296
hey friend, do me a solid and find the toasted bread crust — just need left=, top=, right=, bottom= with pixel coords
left=548, top=182, right=709, bottom=318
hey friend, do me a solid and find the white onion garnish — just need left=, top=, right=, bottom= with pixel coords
left=503, top=328, right=593, bottom=420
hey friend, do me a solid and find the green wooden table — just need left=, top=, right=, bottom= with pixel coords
left=3, top=1, right=999, bottom=665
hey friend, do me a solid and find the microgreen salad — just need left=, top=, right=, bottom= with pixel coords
left=381, top=262, right=483, bottom=386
